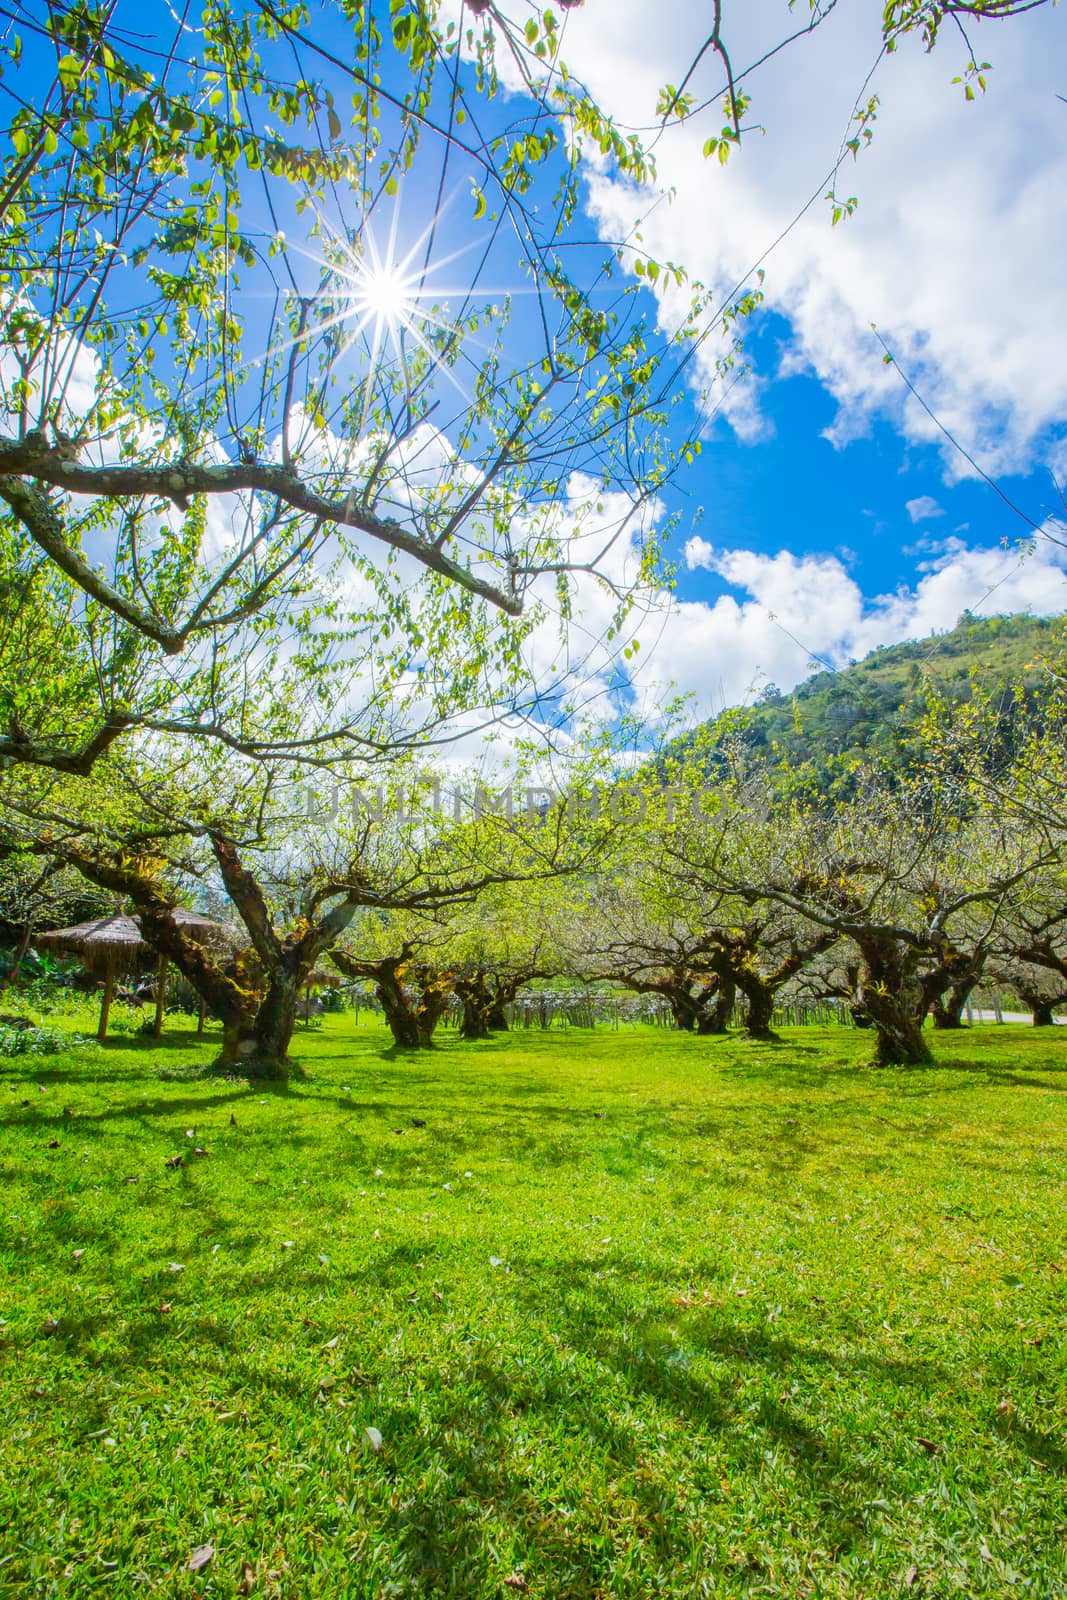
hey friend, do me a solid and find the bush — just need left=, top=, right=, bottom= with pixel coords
left=0, top=1023, right=88, bottom=1057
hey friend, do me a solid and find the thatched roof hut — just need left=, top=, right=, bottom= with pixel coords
left=35, top=908, right=234, bottom=1041
left=36, top=913, right=148, bottom=974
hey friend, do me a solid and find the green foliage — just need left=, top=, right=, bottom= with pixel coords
left=681, top=612, right=1062, bottom=793
left=0, top=1021, right=84, bottom=1056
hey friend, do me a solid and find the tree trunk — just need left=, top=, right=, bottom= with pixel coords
left=415, top=973, right=451, bottom=1045
left=932, top=981, right=972, bottom=1029
left=667, top=989, right=700, bottom=1030
left=739, top=979, right=779, bottom=1042
left=376, top=967, right=441, bottom=1048
left=251, top=971, right=300, bottom=1076
left=858, top=937, right=934, bottom=1067
left=1010, top=982, right=1062, bottom=1028
left=487, top=997, right=510, bottom=1031
left=696, top=978, right=735, bottom=1035
left=97, top=953, right=116, bottom=1043
left=457, top=973, right=494, bottom=1040
left=152, top=952, right=167, bottom=1039
left=212, top=971, right=299, bottom=1077
left=216, top=1016, right=260, bottom=1067
left=460, top=1002, right=491, bottom=1040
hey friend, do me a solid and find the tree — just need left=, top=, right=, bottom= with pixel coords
left=330, top=930, right=454, bottom=1049
left=438, top=881, right=564, bottom=1039
left=8, top=746, right=611, bottom=1073
left=676, top=761, right=1046, bottom=1065
left=0, top=0, right=739, bottom=781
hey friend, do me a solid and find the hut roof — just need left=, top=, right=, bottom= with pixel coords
left=36, top=913, right=144, bottom=953
left=35, top=914, right=148, bottom=976
left=135, top=908, right=237, bottom=948
left=36, top=908, right=233, bottom=974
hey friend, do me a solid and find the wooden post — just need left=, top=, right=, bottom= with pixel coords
left=98, top=952, right=116, bottom=1043
left=197, top=995, right=206, bottom=1035
left=153, top=952, right=168, bottom=1039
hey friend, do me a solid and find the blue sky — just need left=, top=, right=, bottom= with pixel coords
left=497, top=0, right=1067, bottom=718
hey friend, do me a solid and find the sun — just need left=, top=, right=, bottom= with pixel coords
left=353, top=264, right=417, bottom=328
left=281, top=202, right=485, bottom=431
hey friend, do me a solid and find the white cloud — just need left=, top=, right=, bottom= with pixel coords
left=684, top=535, right=714, bottom=570
left=906, top=495, right=944, bottom=523
left=621, top=531, right=1067, bottom=722
left=546, top=1, right=1067, bottom=477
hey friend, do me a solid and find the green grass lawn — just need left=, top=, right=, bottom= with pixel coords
left=1, top=1016, right=1065, bottom=1599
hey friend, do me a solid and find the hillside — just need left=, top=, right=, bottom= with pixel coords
left=694, top=611, right=1063, bottom=777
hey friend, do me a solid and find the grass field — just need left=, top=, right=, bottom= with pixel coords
left=1, top=1016, right=1065, bottom=1598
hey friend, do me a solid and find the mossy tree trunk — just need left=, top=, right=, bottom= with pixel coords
left=857, top=936, right=933, bottom=1067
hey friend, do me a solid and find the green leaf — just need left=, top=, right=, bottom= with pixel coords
left=57, top=54, right=82, bottom=93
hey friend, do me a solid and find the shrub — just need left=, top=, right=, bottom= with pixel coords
left=0, top=1023, right=88, bottom=1057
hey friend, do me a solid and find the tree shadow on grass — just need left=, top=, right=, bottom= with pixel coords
left=8, top=1244, right=998, bottom=1596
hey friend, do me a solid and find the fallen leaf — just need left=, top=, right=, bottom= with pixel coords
left=193, top=1147, right=208, bottom=1157
left=123, top=1175, right=139, bottom=1184
left=916, top=1436, right=940, bottom=1455
left=504, top=1575, right=529, bottom=1592
left=168, top=1262, right=185, bottom=1273
left=39, top=1315, right=60, bottom=1336
left=165, top=1155, right=183, bottom=1170
left=185, top=1129, right=195, bottom=1139
left=411, top=1117, right=426, bottom=1127
left=160, top=1301, right=173, bottom=1313
left=904, top=1567, right=918, bottom=1587
left=72, top=1249, right=85, bottom=1264
left=229, top=1113, right=237, bottom=1127
left=364, top=1425, right=383, bottom=1453
left=318, top=1253, right=329, bottom=1266
left=281, top=1240, right=295, bottom=1250
left=321, top=1335, right=339, bottom=1350
left=997, top=1399, right=1013, bottom=1415
left=62, top=1106, right=73, bottom=1117
left=188, top=1543, right=214, bottom=1572
left=47, top=1139, right=60, bottom=1149
left=240, top=1560, right=256, bottom=1594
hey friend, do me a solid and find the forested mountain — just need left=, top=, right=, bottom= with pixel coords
left=690, top=612, right=1063, bottom=779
